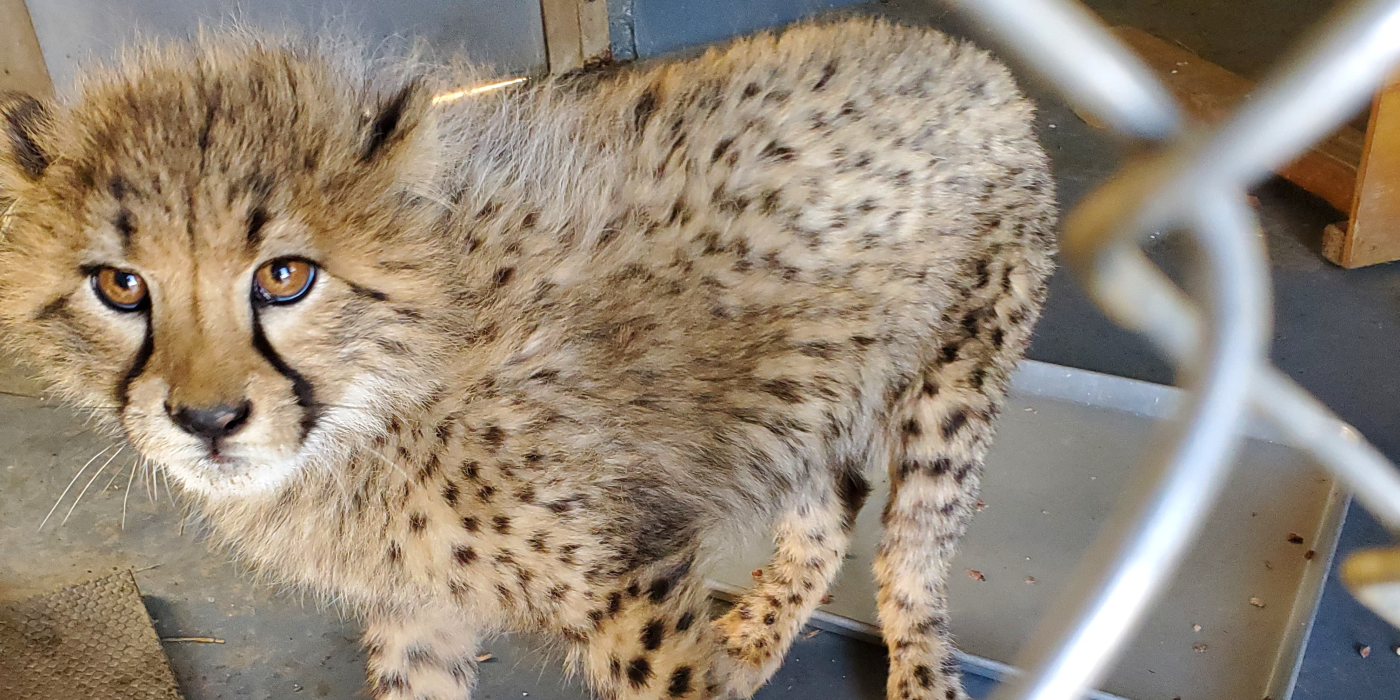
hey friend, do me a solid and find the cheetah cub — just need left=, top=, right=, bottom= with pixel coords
left=0, top=17, right=1054, bottom=700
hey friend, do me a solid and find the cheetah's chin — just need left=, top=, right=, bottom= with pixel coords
left=164, top=451, right=307, bottom=500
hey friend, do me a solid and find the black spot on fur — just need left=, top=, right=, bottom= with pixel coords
left=462, top=516, right=480, bottom=533
left=113, top=209, right=135, bottom=245
left=902, top=419, right=922, bottom=437
left=482, top=426, right=505, bottom=449
left=454, top=545, right=478, bottom=565
left=627, top=657, right=653, bottom=688
left=836, top=466, right=871, bottom=531
left=742, top=82, right=761, bottom=99
left=460, top=460, right=481, bottom=481
left=493, top=515, right=511, bottom=534
left=549, top=495, right=584, bottom=514
left=362, top=80, right=419, bottom=162
left=528, top=531, right=549, bottom=552
left=441, top=481, right=460, bottom=507
left=676, top=612, right=695, bottom=632
left=941, top=410, right=969, bottom=440
left=939, top=342, right=960, bottom=363
left=493, top=266, right=515, bottom=287
left=108, top=175, right=128, bottom=200
left=763, top=612, right=777, bottom=625
left=648, top=559, right=691, bottom=603
left=760, top=140, right=796, bottom=162
left=387, top=542, right=402, bottom=564
left=814, top=59, right=839, bottom=91
left=408, top=512, right=427, bottom=533
left=668, top=666, right=693, bottom=697
left=711, top=137, right=735, bottom=163
left=761, top=378, right=804, bottom=404
left=642, top=619, right=666, bottom=650
left=915, top=665, right=934, bottom=689
left=634, top=89, right=659, bottom=133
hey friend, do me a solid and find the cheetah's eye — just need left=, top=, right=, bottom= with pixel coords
left=90, top=267, right=148, bottom=312
left=253, top=259, right=317, bottom=305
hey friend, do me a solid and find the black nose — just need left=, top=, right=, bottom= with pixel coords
left=169, top=401, right=252, bottom=443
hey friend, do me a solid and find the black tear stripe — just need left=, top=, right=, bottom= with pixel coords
left=250, top=308, right=320, bottom=440
left=115, top=316, right=155, bottom=411
left=33, top=292, right=71, bottom=321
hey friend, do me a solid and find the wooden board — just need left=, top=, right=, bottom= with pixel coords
left=0, top=0, right=52, bottom=97
left=1097, top=27, right=1363, bottom=214
left=539, top=0, right=611, bottom=74
left=1325, top=81, right=1400, bottom=268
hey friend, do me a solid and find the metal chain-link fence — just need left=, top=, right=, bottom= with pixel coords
left=932, top=1, right=1400, bottom=699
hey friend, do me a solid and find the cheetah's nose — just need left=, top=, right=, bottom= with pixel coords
left=168, top=401, right=253, bottom=443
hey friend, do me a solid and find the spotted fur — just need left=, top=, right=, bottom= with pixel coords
left=0, top=17, right=1055, bottom=700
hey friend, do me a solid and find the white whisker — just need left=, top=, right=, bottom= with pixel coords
left=145, top=458, right=156, bottom=503
left=61, top=445, right=125, bottom=526
left=38, top=444, right=116, bottom=532
left=121, top=456, right=141, bottom=530
left=162, top=468, right=176, bottom=506
left=101, top=452, right=135, bottom=492
left=365, top=448, right=413, bottom=481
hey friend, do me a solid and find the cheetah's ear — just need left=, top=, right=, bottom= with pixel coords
left=0, top=92, right=54, bottom=192
left=360, top=77, right=432, bottom=167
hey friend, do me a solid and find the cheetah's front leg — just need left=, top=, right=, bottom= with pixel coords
left=364, top=605, right=483, bottom=700
left=581, top=560, right=724, bottom=699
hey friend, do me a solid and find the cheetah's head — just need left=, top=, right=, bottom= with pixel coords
left=0, top=39, right=456, bottom=500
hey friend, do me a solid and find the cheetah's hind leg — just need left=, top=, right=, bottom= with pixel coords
left=874, top=283, right=1042, bottom=700
left=714, top=463, right=870, bottom=698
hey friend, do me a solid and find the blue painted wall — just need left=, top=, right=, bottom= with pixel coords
left=610, top=0, right=867, bottom=61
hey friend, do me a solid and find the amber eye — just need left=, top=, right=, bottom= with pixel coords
left=91, top=267, right=148, bottom=311
left=253, top=259, right=317, bottom=304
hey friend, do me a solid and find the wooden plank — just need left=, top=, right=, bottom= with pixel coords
left=540, top=0, right=609, bottom=74
left=579, top=0, right=611, bottom=63
left=540, top=0, right=585, bottom=73
left=1088, top=27, right=1363, bottom=214
left=1325, top=81, right=1400, bottom=268
left=0, top=0, right=52, bottom=98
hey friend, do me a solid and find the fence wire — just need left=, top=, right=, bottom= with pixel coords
left=929, top=1, right=1400, bottom=699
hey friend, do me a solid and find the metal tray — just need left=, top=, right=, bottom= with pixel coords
left=710, top=360, right=1347, bottom=700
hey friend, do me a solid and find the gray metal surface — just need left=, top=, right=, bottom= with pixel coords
left=22, top=0, right=546, bottom=92
left=713, top=360, right=1345, bottom=700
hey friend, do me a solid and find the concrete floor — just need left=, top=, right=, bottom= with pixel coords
left=4, top=0, right=1399, bottom=699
